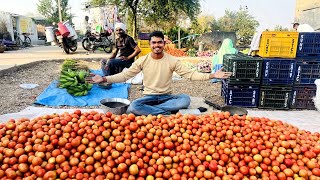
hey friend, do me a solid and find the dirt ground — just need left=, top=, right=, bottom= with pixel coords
left=0, top=59, right=224, bottom=115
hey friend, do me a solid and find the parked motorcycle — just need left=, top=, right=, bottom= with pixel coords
left=45, top=21, right=78, bottom=54
left=82, top=30, right=113, bottom=53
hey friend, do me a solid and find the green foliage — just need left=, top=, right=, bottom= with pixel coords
left=216, top=8, right=259, bottom=46
left=190, top=15, right=217, bottom=34
left=88, top=0, right=201, bottom=38
left=37, top=0, right=73, bottom=24
left=141, top=0, right=200, bottom=30
left=274, top=25, right=289, bottom=31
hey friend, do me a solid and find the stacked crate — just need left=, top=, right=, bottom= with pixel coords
left=258, top=31, right=299, bottom=109
left=137, top=32, right=151, bottom=58
left=221, top=54, right=262, bottom=107
left=291, top=32, right=320, bottom=109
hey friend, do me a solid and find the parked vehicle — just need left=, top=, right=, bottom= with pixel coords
left=82, top=29, right=113, bottom=53
left=15, top=32, right=32, bottom=48
left=45, top=21, right=78, bottom=54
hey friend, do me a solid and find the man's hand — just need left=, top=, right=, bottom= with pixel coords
left=119, top=56, right=129, bottom=61
left=86, top=73, right=105, bottom=84
left=210, top=68, right=232, bottom=79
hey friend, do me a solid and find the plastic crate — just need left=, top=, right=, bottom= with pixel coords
left=258, top=31, right=298, bottom=58
left=294, top=58, right=320, bottom=85
left=296, top=32, right=320, bottom=57
left=137, top=47, right=151, bottom=58
left=138, top=40, right=149, bottom=48
left=262, top=58, right=296, bottom=85
left=259, top=86, right=292, bottom=109
left=290, top=85, right=316, bottom=109
left=223, top=54, right=263, bottom=84
left=138, top=32, right=150, bottom=40
left=221, top=80, right=260, bottom=107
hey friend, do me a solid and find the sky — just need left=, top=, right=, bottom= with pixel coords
left=0, top=0, right=296, bottom=31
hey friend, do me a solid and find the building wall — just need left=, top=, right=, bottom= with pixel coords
left=0, top=11, right=39, bottom=44
left=295, top=0, right=320, bottom=31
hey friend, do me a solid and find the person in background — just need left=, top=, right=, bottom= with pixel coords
left=89, top=31, right=232, bottom=116
left=82, top=16, right=91, bottom=35
left=100, top=22, right=141, bottom=76
left=293, top=23, right=314, bottom=32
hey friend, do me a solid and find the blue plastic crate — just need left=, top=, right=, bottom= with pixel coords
left=296, top=32, right=320, bottom=57
left=138, top=32, right=150, bottom=40
left=290, top=85, right=316, bottom=109
left=221, top=80, right=260, bottom=107
left=294, top=58, right=320, bottom=85
left=262, top=58, right=296, bottom=85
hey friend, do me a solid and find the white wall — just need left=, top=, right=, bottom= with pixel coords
left=16, top=16, right=39, bottom=45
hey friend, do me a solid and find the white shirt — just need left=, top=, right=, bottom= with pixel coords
left=297, top=24, right=314, bottom=32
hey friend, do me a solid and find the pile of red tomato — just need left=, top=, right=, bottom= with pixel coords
left=0, top=110, right=319, bottom=180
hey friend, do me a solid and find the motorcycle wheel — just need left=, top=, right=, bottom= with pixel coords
left=70, top=40, right=77, bottom=52
left=62, top=43, right=70, bottom=54
left=82, top=38, right=93, bottom=51
left=62, top=39, right=70, bottom=54
left=103, top=39, right=113, bottom=53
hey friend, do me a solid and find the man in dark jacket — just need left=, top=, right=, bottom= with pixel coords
left=101, top=22, right=141, bottom=75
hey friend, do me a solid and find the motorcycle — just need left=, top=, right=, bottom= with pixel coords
left=54, top=29, right=78, bottom=54
left=82, top=29, right=113, bottom=53
left=45, top=21, right=78, bottom=54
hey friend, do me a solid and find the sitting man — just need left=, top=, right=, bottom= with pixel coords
left=90, top=31, right=232, bottom=115
left=101, top=22, right=141, bottom=75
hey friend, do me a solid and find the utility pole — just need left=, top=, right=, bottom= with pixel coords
left=178, top=27, right=181, bottom=49
left=58, top=0, right=62, bottom=22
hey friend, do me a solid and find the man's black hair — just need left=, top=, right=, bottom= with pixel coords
left=293, top=23, right=299, bottom=28
left=149, top=31, right=164, bottom=41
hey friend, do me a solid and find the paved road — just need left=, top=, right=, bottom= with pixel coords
left=0, top=43, right=111, bottom=71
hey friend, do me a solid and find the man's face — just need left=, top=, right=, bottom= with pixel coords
left=150, top=36, right=165, bottom=54
left=116, top=28, right=125, bottom=37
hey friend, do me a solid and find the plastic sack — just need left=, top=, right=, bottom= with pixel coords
left=314, top=79, right=320, bottom=112
left=20, top=84, right=39, bottom=89
left=123, top=68, right=144, bottom=84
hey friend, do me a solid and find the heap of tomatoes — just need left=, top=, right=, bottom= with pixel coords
left=0, top=110, right=319, bottom=180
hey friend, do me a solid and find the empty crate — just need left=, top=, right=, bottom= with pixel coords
left=222, top=80, right=260, bottom=107
left=294, top=58, right=320, bottom=85
left=259, top=86, right=292, bottom=109
left=262, top=58, right=296, bottom=85
left=296, top=32, right=320, bottom=57
left=258, top=31, right=299, bottom=58
left=290, top=85, right=316, bottom=109
left=223, top=54, right=262, bottom=84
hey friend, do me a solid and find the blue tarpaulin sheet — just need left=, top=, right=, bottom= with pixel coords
left=35, top=70, right=130, bottom=106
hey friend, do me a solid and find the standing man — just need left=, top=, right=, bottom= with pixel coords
left=90, top=31, right=232, bottom=115
left=101, top=22, right=141, bottom=75
left=82, top=16, right=91, bottom=35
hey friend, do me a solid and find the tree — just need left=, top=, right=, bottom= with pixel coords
left=37, top=0, right=73, bottom=24
left=274, top=25, right=289, bottom=31
left=190, top=15, right=216, bottom=34
left=140, top=0, right=200, bottom=30
left=217, top=8, right=259, bottom=46
left=89, top=0, right=201, bottom=38
left=90, top=0, right=140, bottom=38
